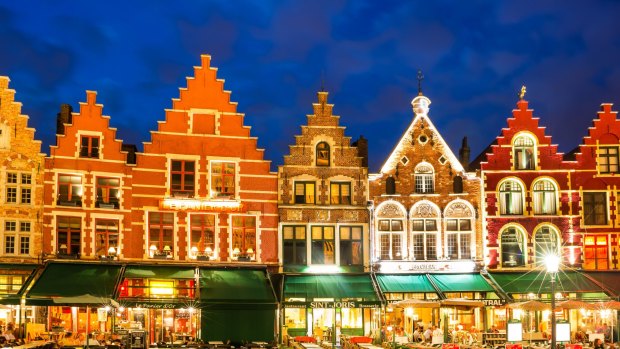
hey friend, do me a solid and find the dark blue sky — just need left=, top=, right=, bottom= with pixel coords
left=1, top=1, right=620, bottom=171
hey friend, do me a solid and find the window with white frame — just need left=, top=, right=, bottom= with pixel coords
left=414, top=163, right=434, bottom=194
left=311, top=226, right=335, bottom=264
left=444, top=201, right=474, bottom=260
left=5, top=172, right=32, bottom=205
left=232, top=215, right=256, bottom=259
left=378, top=219, right=403, bottom=260
left=499, top=180, right=524, bottom=215
left=170, top=160, right=195, bottom=197
left=2, top=221, right=30, bottom=255
left=598, top=146, right=620, bottom=174
left=190, top=214, right=216, bottom=258
left=500, top=227, right=526, bottom=267
left=532, top=179, right=557, bottom=215
left=57, top=174, right=82, bottom=206
left=411, top=219, right=437, bottom=260
left=210, top=162, right=236, bottom=198
left=534, top=225, right=559, bottom=264
left=513, top=134, right=536, bottom=170
left=95, top=219, right=119, bottom=257
left=57, top=216, right=81, bottom=256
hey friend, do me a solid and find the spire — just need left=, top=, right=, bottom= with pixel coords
left=417, top=69, right=424, bottom=96
left=518, top=85, right=526, bottom=100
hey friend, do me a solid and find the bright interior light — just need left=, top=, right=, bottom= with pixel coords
left=545, top=254, right=560, bottom=273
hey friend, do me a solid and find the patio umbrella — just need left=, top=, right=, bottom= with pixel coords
left=592, top=301, right=620, bottom=310
left=392, top=299, right=440, bottom=308
left=556, top=300, right=596, bottom=310
left=440, top=298, right=484, bottom=307
left=507, top=300, right=551, bottom=311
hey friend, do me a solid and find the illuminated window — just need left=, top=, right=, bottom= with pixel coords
left=79, top=135, right=100, bottom=158
left=414, top=163, right=434, bottom=194
left=500, top=227, right=525, bottom=267
left=513, top=135, right=535, bottom=170
left=378, top=219, right=403, bottom=260
left=148, top=212, right=174, bottom=257
left=0, top=272, right=28, bottom=294
left=232, top=216, right=256, bottom=258
left=57, top=216, right=81, bottom=256
left=95, top=219, right=119, bottom=257
left=316, top=142, right=330, bottom=166
left=584, top=235, right=609, bottom=270
left=534, top=226, right=559, bottom=264
left=339, top=226, right=362, bottom=266
left=5, top=172, right=31, bottom=204
left=190, top=214, right=215, bottom=256
left=170, top=160, right=195, bottom=197
left=283, top=226, right=306, bottom=266
left=411, top=219, right=437, bottom=261
left=96, top=177, right=120, bottom=208
left=58, top=174, right=82, bottom=206
left=311, top=226, right=335, bottom=264
left=599, top=146, right=620, bottom=174
left=445, top=218, right=472, bottom=260
left=294, top=182, right=316, bottom=204
left=532, top=179, right=557, bottom=215
left=211, top=162, right=235, bottom=197
left=583, top=192, right=608, bottom=225
left=330, top=182, right=351, bottom=205
left=499, top=180, right=523, bottom=215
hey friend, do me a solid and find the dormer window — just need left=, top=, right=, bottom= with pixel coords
left=598, top=146, right=620, bottom=174
left=316, top=142, right=330, bottom=166
left=414, top=163, right=434, bottom=194
left=513, top=134, right=535, bottom=170
left=80, top=135, right=100, bottom=158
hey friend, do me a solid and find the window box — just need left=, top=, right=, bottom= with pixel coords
left=98, top=202, right=116, bottom=209
left=58, top=200, right=81, bottom=207
left=196, top=255, right=210, bottom=261
left=237, top=255, right=252, bottom=262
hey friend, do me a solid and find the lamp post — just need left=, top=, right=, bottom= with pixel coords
left=545, top=254, right=560, bottom=349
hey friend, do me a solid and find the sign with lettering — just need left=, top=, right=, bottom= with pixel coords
left=160, top=198, right=244, bottom=212
left=131, top=303, right=176, bottom=309
left=284, top=301, right=381, bottom=308
left=483, top=299, right=506, bottom=306
left=379, top=260, right=480, bottom=273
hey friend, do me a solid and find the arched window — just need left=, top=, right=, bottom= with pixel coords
left=534, top=225, right=559, bottom=264
left=500, top=227, right=526, bottom=267
left=532, top=179, right=557, bottom=215
left=411, top=202, right=439, bottom=261
left=499, top=180, right=523, bottom=215
left=513, top=134, right=536, bottom=170
left=444, top=201, right=474, bottom=260
left=376, top=202, right=406, bottom=260
left=386, top=176, right=396, bottom=195
left=316, top=142, right=330, bottom=166
left=414, top=163, right=434, bottom=194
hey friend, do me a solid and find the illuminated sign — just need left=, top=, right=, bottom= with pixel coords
left=160, top=198, right=243, bottom=211
left=149, top=281, right=174, bottom=296
left=131, top=303, right=176, bottom=309
left=284, top=301, right=380, bottom=308
left=483, top=299, right=506, bottom=306
left=379, top=260, right=480, bottom=273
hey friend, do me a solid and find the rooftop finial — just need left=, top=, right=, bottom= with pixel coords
left=320, top=70, right=325, bottom=92
left=519, top=85, right=527, bottom=100
left=417, top=69, right=424, bottom=95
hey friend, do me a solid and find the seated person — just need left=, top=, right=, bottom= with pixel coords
left=594, top=338, right=605, bottom=349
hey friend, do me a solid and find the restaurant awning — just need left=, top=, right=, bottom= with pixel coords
left=123, top=265, right=195, bottom=279
left=583, top=272, right=620, bottom=297
left=0, top=264, right=39, bottom=305
left=27, top=262, right=122, bottom=305
left=489, top=271, right=603, bottom=295
left=429, top=273, right=496, bottom=293
left=199, top=268, right=276, bottom=306
left=375, top=274, right=437, bottom=293
left=283, top=274, right=380, bottom=304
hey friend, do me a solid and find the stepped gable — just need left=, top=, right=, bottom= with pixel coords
left=572, top=103, right=619, bottom=166
left=283, top=91, right=362, bottom=168
left=50, top=90, right=127, bottom=162
left=481, top=98, right=564, bottom=171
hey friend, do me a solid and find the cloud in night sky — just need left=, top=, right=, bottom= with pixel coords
left=1, top=0, right=620, bottom=171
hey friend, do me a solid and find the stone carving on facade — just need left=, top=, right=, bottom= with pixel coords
left=445, top=201, right=472, bottom=217
left=315, top=210, right=329, bottom=221
left=412, top=203, right=439, bottom=217
left=378, top=203, right=404, bottom=218
left=286, top=210, right=303, bottom=221
left=342, top=210, right=359, bottom=222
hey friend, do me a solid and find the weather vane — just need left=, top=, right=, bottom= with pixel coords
left=417, top=69, right=424, bottom=95
left=519, top=85, right=527, bottom=100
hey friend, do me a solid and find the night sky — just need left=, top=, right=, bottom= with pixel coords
left=1, top=1, right=620, bottom=172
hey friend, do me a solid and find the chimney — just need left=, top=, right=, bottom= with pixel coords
left=459, top=136, right=470, bottom=171
left=352, top=135, right=368, bottom=168
left=122, top=144, right=138, bottom=165
left=56, top=104, right=73, bottom=135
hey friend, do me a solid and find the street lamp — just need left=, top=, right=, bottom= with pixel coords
left=545, top=254, right=560, bottom=349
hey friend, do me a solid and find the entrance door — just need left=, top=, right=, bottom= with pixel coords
left=311, top=308, right=341, bottom=343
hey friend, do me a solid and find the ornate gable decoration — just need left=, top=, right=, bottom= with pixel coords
left=445, top=202, right=473, bottom=217
left=412, top=203, right=439, bottom=218
left=378, top=203, right=405, bottom=218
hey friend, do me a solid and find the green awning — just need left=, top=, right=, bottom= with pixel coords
left=284, top=274, right=379, bottom=302
left=583, top=272, right=620, bottom=297
left=490, top=271, right=603, bottom=294
left=429, top=274, right=495, bottom=292
left=123, top=266, right=195, bottom=279
left=375, top=274, right=437, bottom=293
left=27, top=262, right=122, bottom=303
left=199, top=269, right=275, bottom=305
left=0, top=264, right=39, bottom=305
left=201, top=308, right=275, bottom=343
